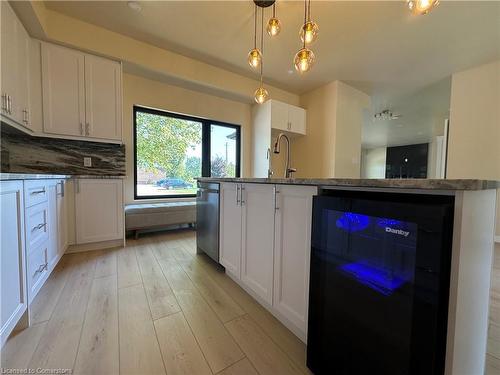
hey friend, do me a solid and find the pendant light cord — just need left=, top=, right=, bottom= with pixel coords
left=260, top=6, right=264, bottom=84
left=308, top=0, right=311, bottom=21
left=303, top=0, right=307, bottom=48
left=303, top=0, right=307, bottom=25
left=254, top=4, right=257, bottom=48
left=272, top=3, right=276, bottom=18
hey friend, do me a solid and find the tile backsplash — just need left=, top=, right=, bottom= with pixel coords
left=1, top=123, right=125, bottom=176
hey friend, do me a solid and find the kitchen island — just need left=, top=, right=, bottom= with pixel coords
left=198, top=177, right=498, bottom=375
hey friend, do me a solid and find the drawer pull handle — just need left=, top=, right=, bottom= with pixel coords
left=33, top=262, right=48, bottom=277
left=30, top=189, right=46, bottom=195
left=31, top=223, right=46, bottom=232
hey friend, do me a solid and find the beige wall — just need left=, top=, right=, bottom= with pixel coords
left=447, top=60, right=500, bottom=180
left=293, top=81, right=370, bottom=178
left=447, top=60, right=500, bottom=236
left=361, top=147, right=386, bottom=179
left=293, top=81, right=338, bottom=178
left=334, top=82, right=371, bottom=177
left=123, top=73, right=252, bottom=204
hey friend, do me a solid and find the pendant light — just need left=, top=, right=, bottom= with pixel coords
left=248, top=4, right=262, bottom=69
left=407, top=0, right=439, bottom=15
left=267, top=3, right=281, bottom=37
left=300, top=0, right=319, bottom=45
left=294, top=0, right=316, bottom=73
left=255, top=6, right=269, bottom=104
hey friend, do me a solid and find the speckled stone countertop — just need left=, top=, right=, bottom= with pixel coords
left=197, top=177, right=499, bottom=191
left=0, top=173, right=125, bottom=180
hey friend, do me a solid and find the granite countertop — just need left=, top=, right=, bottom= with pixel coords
left=0, top=173, right=125, bottom=180
left=197, top=177, right=499, bottom=191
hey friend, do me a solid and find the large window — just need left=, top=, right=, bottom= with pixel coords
left=134, top=106, right=240, bottom=199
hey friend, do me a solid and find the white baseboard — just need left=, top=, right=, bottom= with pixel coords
left=66, top=239, right=124, bottom=253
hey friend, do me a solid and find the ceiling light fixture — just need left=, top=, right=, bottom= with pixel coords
left=407, top=0, right=439, bottom=15
left=294, top=0, right=316, bottom=74
left=254, top=6, right=269, bottom=104
left=267, top=3, right=281, bottom=37
left=300, top=0, right=319, bottom=45
left=127, top=1, right=142, bottom=12
left=374, top=110, right=401, bottom=121
left=248, top=4, right=262, bottom=69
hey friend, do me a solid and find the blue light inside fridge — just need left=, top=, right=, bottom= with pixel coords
left=326, top=210, right=417, bottom=297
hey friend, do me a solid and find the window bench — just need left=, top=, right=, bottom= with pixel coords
left=125, top=201, right=196, bottom=239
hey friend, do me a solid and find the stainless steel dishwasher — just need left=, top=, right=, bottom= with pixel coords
left=196, top=181, right=220, bottom=263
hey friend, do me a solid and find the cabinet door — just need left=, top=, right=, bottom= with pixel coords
left=273, top=185, right=316, bottom=337
left=47, top=181, right=59, bottom=270
left=241, top=183, right=275, bottom=305
left=15, top=19, right=30, bottom=128
left=1, top=1, right=18, bottom=121
left=219, top=183, right=242, bottom=278
left=42, top=43, right=85, bottom=137
left=270, top=100, right=289, bottom=132
left=28, top=40, right=44, bottom=134
left=56, top=181, right=67, bottom=257
left=0, top=181, right=27, bottom=347
left=84, top=55, right=122, bottom=140
left=75, top=179, right=123, bottom=244
left=288, top=105, right=306, bottom=135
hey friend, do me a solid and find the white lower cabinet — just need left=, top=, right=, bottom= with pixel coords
left=75, top=179, right=123, bottom=244
left=25, top=179, right=66, bottom=303
left=27, top=241, right=50, bottom=303
left=219, top=182, right=317, bottom=341
left=56, top=181, right=67, bottom=258
left=219, top=183, right=242, bottom=277
left=240, top=183, right=275, bottom=305
left=273, top=185, right=316, bottom=339
left=0, top=181, right=28, bottom=347
left=47, top=180, right=67, bottom=270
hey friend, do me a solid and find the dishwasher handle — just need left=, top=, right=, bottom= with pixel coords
left=198, top=188, right=219, bottom=194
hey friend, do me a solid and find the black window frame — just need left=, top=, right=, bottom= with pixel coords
left=133, top=105, right=241, bottom=200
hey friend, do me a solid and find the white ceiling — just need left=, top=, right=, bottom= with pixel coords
left=44, top=1, right=500, bottom=96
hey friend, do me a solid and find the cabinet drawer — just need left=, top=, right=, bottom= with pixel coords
left=25, top=201, right=49, bottom=250
left=27, top=241, right=49, bottom=302
left=24, top=180, right=48, bottom=208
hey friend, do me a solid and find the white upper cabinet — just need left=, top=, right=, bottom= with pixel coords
left=75, top=179, right=124, bottom=244
left=42, top=43, right=86, bottom=137
left=84, top=54, right=122, bottom=140
left=16, top=22, right=31, bottom=128
left=219, top=183, right=242, bottom=278
left=270, top=100, right=290, bottom=132
left=287, top=104, right=307, bottom=135
left=268, top=100, right=306, bottom=135
left=41, top=42, right=122, bottom=142
left=1, top=2, right=17, bottom=122
left=1, top=1, right=32, bottom=129
left=240, top=183, right=275, bottom=305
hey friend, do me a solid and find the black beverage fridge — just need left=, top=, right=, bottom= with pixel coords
left=307, top=189, right=455, bottom=375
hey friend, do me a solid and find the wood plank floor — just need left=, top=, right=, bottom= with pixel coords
left=1, top=230, right=309, bottom=375
left=2, top=230, right=498, bottom=374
